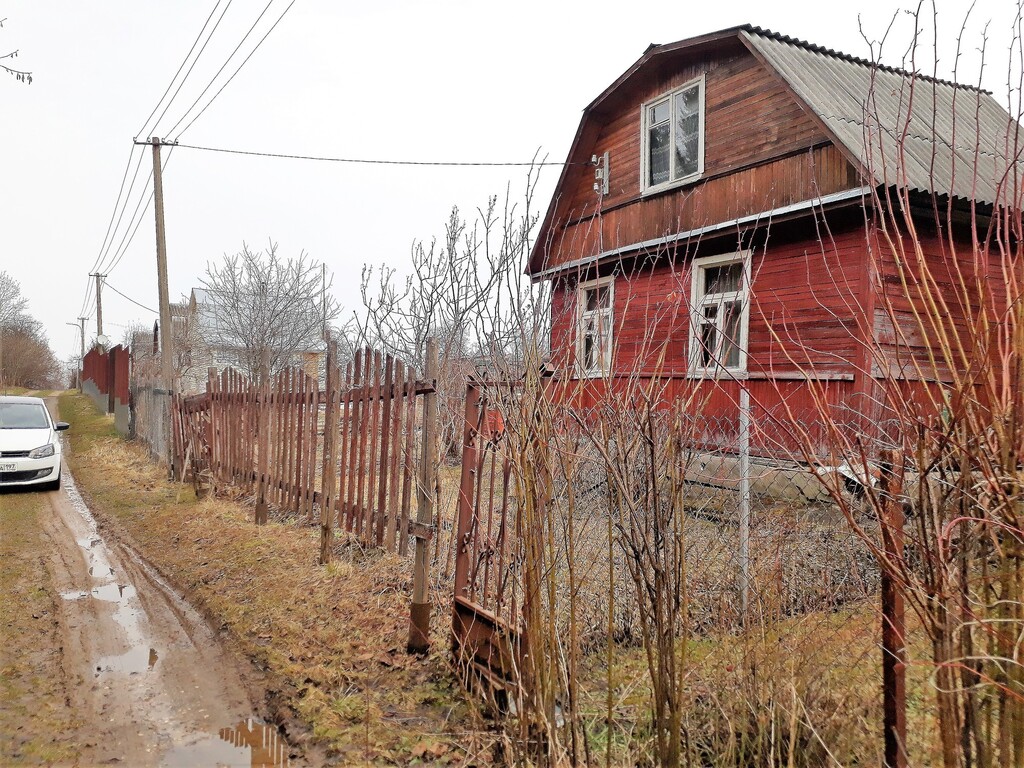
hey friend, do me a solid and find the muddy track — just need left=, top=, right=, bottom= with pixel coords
left=39, top=399, right=294, bottom=766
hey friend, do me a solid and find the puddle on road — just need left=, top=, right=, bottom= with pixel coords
left=57, top=465, right=294, bottom=765
left=59, top=472, right=159, bottom=677
left=95, top=645, right=159, bottom=676
left=161, top=719, right=291, bottom=767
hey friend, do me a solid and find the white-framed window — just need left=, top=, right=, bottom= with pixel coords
left=577, top=277, right=614, bottom=377
left=641, top=75, right=705, bottom=194
left=689, top=251, right=750, bottom=373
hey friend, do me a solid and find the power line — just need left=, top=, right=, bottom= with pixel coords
left=83, top=2, right=231, bottom=325
left=104, top=281, right=158, bottom=314
left=105, top=145, right=176, bottom=274
left=165, top=141, right=577, bottom=167
left=95, top=149, right=150, bottom=275
left=137, top=0, right=231, bottom=139
left=166, top=0, right=286, bottom=139
left=101, top=166, right=155, bottom=276
left=80, top=145, right=142, bottom=317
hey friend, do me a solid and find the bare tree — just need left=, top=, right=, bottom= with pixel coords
left=0, top=274, right=60, bottom=390
left=358, top=169, right=545, bottom=455
left=0, top=18, right=32, bottom=84
left=0, top=270, right=28, bottom=327
left=0, top=270, right=31, bottom=390
left=199, top=241, right=341, bottom=383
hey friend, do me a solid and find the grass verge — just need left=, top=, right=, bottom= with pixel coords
left=0, top=491, right=81, bottom=765
left=58, top=392, right=482, bottom=765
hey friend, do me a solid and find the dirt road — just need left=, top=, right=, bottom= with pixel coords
left=31, top=399, right=293, bottom=766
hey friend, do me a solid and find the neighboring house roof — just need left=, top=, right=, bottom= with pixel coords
left=529, top=24, right=1023, bottom=275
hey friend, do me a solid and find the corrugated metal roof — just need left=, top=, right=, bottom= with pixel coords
left=741, top=27, right=1024, bottom=205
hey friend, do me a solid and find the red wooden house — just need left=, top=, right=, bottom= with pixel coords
left=528, top=25, right=1021, bottom=454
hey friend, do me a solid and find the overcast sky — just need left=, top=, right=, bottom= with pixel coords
left=1, top=0, right=1020, bottom=362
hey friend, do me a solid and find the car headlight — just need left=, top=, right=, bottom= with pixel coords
left=29, top=443, right=55, bottom=459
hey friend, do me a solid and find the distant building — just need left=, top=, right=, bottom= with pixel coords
left=178, top=287, right=323, bottom=393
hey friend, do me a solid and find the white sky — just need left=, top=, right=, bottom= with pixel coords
left=1, top=0, right=1020, bottom=362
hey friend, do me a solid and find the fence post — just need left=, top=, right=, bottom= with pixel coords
left=255, top=356, right=270, bottom=526
left=738, top=384, right=751, bottom=623
left=319, top=338, right=339, bottom=564
left=408, top=337, right=438, bottom=653
left=879, top=449, right=907, bottom=768
left=452, top=379, right=481, bottom=606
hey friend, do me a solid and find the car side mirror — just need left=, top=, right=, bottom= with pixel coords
left=55, top=422, right=70, bottom=431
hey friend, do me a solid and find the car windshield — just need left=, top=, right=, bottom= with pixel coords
left=0, top=403, right=51, bottom=429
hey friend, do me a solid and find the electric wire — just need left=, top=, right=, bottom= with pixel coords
left=104, top=281, right=158, bottom=314
left=79, top=145, right=141, bottom=318
left=166, top=0, right=284, bottom=139
left=169, top=141, right=576, bottom=167
left=94, top=148, right=150, bottom=275
left=136, top=0, right=228, bottom=139
left=80, top=1, right=230, bottom=325
left=104, top=146, right=175, bottom=276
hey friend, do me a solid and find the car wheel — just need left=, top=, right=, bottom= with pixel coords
left=45, top=472, right=61, bottom=492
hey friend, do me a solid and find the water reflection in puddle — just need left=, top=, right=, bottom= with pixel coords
left=95, top=645, right=159, bottom=676
left=60, top=583, right=136, bottom=604
left=161, top=719, right=290, bottom=767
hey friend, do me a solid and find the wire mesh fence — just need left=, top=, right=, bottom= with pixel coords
left=452, top=379, right=906, bottom=766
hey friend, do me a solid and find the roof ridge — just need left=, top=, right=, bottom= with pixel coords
left=740, top=24, right=992, bottom=95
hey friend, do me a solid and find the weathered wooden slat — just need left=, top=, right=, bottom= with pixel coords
left=336, top=361, right=352, bottom=528
left=295, top=369, right=306, bottom=516
left=354, top=348, right=371, bottom=536
left=345, top=353, right=363, bottom=532
left=398, top=366, right=416, bottom=557
left=306, top=373, right=320, bottom=522
left=319, top=343, right=338, bottom=564
left=375, top=353, right=394, bottom=548
left=365, top=350, right=383, bottom=544
left=273, top=370, right=284, bottom=506
left=385, top=359, right=405, bottom=550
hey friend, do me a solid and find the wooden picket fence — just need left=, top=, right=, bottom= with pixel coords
left=170, top=343, right=439, bottom=559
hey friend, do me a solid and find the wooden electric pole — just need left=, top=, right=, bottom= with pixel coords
left=89, top=272, right=105, bottom=338
left=145, top=136, right=175, bottom=470
left=150, top=138, right=173, bottom=393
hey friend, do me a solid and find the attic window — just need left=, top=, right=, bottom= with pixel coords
left=641, top=76, right=704, bottom=193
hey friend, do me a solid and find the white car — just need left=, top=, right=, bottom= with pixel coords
left=0, top=395, right=69, bottom=491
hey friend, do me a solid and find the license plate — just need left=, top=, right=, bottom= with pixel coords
left=0, top=463, right=15, bottom=472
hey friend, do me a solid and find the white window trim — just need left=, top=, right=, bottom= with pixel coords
left=576, top=276, right=614, bottom=379
left=640, top=74, right=706, bottom=196
left=688, top=250, right=751, bottom=376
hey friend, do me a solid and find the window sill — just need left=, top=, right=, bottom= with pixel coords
left=686, top=368, right=748, bottom=380
left=574, top=369, right=613, bottom=380
left=640, top=172, right=703, bottom=198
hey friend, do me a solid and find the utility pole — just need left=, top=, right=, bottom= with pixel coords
left=89, top=272, right=105, bottom=338
left=149, top=138, right=173, bottom=392
left=143, top=135, right=175, bottom=471
left=66, top=319, right=86, bottom=390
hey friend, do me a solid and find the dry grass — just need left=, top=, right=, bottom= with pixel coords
left=0, top=490, right=81, bottom=765
left=59, top=392, right=490, bottom=765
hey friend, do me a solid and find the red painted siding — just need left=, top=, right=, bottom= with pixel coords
left=534, top=46, right=861, bottom=273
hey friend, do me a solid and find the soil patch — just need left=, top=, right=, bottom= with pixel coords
left=0, top=489, right=81, bottom=765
